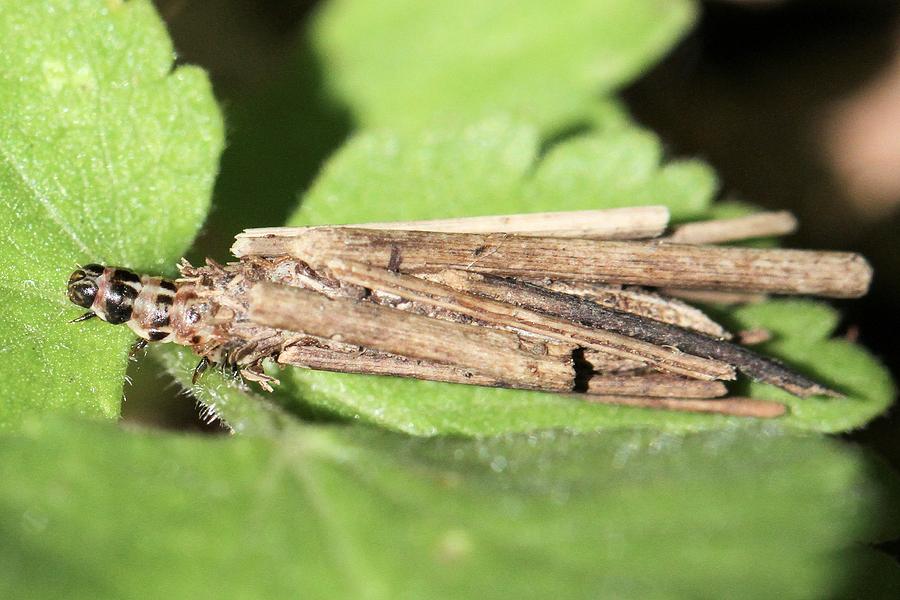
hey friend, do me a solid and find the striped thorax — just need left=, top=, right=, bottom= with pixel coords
left=67, top=264, right=179, bottom=342
left=66, top=263, right=223, bottom=346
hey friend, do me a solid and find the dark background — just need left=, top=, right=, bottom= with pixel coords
left=138, top=0, right=900, bottom=472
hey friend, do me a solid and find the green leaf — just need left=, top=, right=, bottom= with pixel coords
left=154, top=344, right=308, bottom=437
left=293, top=117, right=715, bottom=226
left=727, top=300, right=896, bottom=434
left=1, top=419, right=897, bottom=599
left=0, top=0, right=224, bottom=430
left=252, top=120, right=893, bottom=436
left=311, top=0, right=696, bottom=133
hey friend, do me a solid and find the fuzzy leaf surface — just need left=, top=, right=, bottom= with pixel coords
left=312, top=0, right=695, bottom=133
left=1, top=419, right=898, bottom=599
left=0, top=0, right=224, bottom=429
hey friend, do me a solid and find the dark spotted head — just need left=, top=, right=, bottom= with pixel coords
left=66, top=263, right=104, bottom=308
left=67, top=264, right=142, bottom=325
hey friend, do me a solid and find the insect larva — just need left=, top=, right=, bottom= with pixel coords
left=63, top=209, right=867, bottom=417
left=66, top=250, right=837, bottom=402
left=66, top=263, right=231, bottom=384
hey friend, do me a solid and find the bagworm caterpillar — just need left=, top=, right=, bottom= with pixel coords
left=66, top=208, right=872, bottom=418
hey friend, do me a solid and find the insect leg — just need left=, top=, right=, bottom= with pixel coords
left=129, top=339, right=149, bottom=358
left=192, top=356, right=211, bottom=384
left=68, top=311, right=97, bottom=323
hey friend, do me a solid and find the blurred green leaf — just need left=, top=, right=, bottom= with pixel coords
left=312, top=0, right=696, bottom=133
left=234, top=119, right=893, bottom=436
left=728, top=300, right=895, bottom=434
left=0, top=0, right=224, bottom=430
left=1, top=419, right=897, bottom=599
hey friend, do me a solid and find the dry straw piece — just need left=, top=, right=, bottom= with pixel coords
left=233, top=227, right=869, bottom=298
left=200, top=206, right=869, bottom=418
